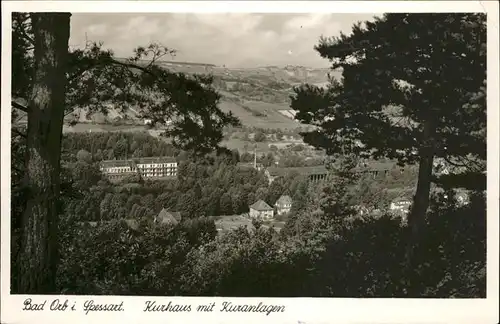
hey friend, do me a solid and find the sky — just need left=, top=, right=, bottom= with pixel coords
left=70, top=13, right=378, bottom=68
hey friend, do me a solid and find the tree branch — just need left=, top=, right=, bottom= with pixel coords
left=108, top=58, right=158, bottom=77
left=19, top=28, right=35, bottom=45
left=13, top=15, right=35, bottom=45
left=12, top=100, right=29, bottom=113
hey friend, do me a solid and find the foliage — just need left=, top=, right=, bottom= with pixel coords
left=55, top=132, right=292, bottom=222
left=57, top=217, right=216, bottom=295
left=11, top=12, right=239, bottom=293
left=11, top=13, right=486, bottom=298
left=290, top=13, right=486, bottom=268
left=57, top=184, right=485, bottom=297
left=293, top=13, right=485, bottom=172
left=253, top=130, right=266, bottom=142
left=32, top=129, right=485, bottom=298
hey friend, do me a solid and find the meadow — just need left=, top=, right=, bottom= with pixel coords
left=212, top=215, right=286, bottom=234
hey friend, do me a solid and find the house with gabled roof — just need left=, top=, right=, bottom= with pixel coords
left=154, top=208, right=182, bottom=225
left=275, top=195, right=292, bottom=215
left=249, top=199, right=274, bottom=219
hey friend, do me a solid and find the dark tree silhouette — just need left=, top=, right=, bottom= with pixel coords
left=11, top=12, right=239, bottom=293
left=290, top=13, right=486, bottom=269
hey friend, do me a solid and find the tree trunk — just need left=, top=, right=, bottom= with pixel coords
left=404, top=118, right=436, bottom=291
left=15, top=13, right=71, bottom=294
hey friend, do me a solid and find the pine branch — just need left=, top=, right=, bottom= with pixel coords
left=107, top=57, right=159, bottom=78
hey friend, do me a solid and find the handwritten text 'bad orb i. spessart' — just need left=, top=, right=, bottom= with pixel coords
left=22, top=298, right=286, bottom=316
left=22, top=298, right=124, bottom=315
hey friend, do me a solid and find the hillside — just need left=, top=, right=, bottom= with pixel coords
left=73, top=59, right=336, bottom=129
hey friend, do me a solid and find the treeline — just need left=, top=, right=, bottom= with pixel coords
left=19, top=130, right=483, bottom=298
left=225, top=125, right=313, bottom=142
left=62, top=131, right=179, bottom=161
left=239, top=150, right=325, bottom=168
left=62, top=155, right=308, bottom=222
left=56, top=152, right=485, bottom=297
left=61, top=132, right=419, bottom=223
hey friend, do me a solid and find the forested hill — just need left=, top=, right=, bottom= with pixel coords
left=73, top=58, right=336, bottom=129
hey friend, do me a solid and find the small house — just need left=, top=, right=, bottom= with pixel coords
left=275, top=195, right=292, bottom=215
left=155, top=208, right=182, bottom=225
left=249, top=200, right=274, bottom=219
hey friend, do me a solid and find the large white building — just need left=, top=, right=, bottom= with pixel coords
left=135, top=157, right=177, bottom=178
left=100, top=156, right=177, bottom=181
left=99, top=160, right=137, bottom=181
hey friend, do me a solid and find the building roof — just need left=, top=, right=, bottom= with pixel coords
left=100, top=159, right=135, bottom=168
left=250, top=199, right=273, bottom=211
left=275, top=195, right=292, bottom=206
left=156, top=208, right=182, bottom=225
left=136, top=156, right=177, bottom=164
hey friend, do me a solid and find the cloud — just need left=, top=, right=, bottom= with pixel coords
left=70, top=13, right=377, bottom=67
left=86, top=23, right=108, bottom=36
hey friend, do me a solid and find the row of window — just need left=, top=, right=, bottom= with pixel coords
left=108, top=172, right=177, bottom=178
left=104, top=166, right=177, bottom=170
left=104, top=167, right=177, bottom=173
left=138, top=163, right=177, bottom=168
left=142, top=173, right=177, bottom=177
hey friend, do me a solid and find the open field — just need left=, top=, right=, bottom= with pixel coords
left=213, top=215, right=285, bottom=233
left=214, top=215, right=253, bottom=232
left=221, top=139, right=274, bottom=153
left=221, top=138, right=306, bottom=154
left=63, top=122, right=304, bottom=154
left=64, top=96, right=302, bottom=132
left=51, top=60, right=334, bottom=130
left=218, top=99, right=302, bottom=129
left=62, top=123, right=148, bottom=133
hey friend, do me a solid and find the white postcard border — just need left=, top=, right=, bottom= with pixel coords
left=1, top=1, right=499, bottom=324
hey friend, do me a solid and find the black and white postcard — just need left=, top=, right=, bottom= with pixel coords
left=1, top=1, right=499, bottom=324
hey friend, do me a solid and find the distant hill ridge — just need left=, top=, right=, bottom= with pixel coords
left=115, top=57, right=327, bottom=70
left=71, top=58, right=335, bottom=129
